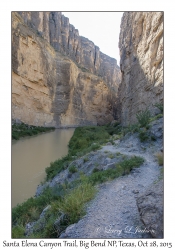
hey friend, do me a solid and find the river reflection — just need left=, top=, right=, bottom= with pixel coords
left=12, top=128, right=74, bottom=207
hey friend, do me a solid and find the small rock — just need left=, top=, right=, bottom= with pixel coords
left=59, top=232, right=68, bottom=238
left=40, top=205, right=51, bottom=218
left=132, top=190, right=139, bottom=194
left=67, top=173, right=72, bottom=178
left=122, top=210, right=129, bottom=214
left=106, top=142, right=112, bottom=146
left=25, top=222, right=36, bottom=236
left=103, top=163, right=116, bottom=171
left=64, top=223, right=77, bottom=235
left=54, top=213, right=69, bottom=233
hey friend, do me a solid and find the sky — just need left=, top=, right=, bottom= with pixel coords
left=62, top=12, right=123, bottom=65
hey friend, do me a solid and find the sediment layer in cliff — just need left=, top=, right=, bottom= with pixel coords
left=118, top=12, right=163, bottom=125
left=12, top=12, right=121, bottom=127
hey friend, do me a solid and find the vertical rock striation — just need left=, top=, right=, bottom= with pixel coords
left=17, top=11, right=119, bottom=89
left=12, top=12, right=121, bottom=127
left=118, top=12, right=163, bottom=125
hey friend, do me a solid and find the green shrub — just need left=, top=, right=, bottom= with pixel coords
left=113, top=122, right=120, bottom=127
left=88, top=156, right=144, bottom=185
left=83, top=157, right=89, bottom=163
left=154, top=103, right=163, bottom=114
left=12, top=225, right=25, bottom=238
left=108, top=154, right=114, bottom=159
left=151, top=135, right=156, bottom=141
left=12, top=123, right=54, bottom=140
left=139, top=130, right=149, bottom=142
left=12, top=187, right=64, bottom=226
left=46, top=155, right=71, bottom=180
left=116, top=152, right=122, bottom=156
left=90, top=143, right=101, bottom=151
left=92, top=168, right=100, bottom=173
left=68, top=126, right=110, bottom=156
left=12, top=132, right=19, bottom=140
left=136, top=108, right=151, bottom=127
left=118, top=156, right=144, bottom=174
left=69, top=166, right=78, bottom=173
left=122, top=124, right=140, bottom=135
left=149, top=113, right=163, bottom=123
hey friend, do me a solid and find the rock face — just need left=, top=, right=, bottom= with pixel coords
left=12, top=12, right=121, bottom=127
left=136, top=179, right=163, bottom=238
left=118, top=12, right=163, bottom=125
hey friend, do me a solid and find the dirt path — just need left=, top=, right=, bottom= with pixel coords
left=60, top=135, right=162, bottom=238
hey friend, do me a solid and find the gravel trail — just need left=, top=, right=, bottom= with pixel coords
left=60, top=135, right=162, bottom=238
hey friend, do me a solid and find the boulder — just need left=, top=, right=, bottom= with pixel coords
left=136, top=179, right=163, bottom=238
left=149, top=118, right=163, bottom=139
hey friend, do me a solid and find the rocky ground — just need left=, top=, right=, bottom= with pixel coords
left=32, top=118, right=163, bottom=239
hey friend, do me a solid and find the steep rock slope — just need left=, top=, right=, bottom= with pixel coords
left=118, top=12, right=163, bottom=125
left=12, top=12, right=121, bottom=127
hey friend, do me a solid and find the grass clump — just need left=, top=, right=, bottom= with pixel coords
left=108, top=154, right=114, bottom=159
left=149, top=113, right=163, bottom=123
left=57, top=182, right=96, bottom=224
left=92, top=168, right=100, bottom=173
left=122, top=124, right=140, bottom=135
left=104, top=150, right=109, bottom=153
left=88, top=156, right=144, bottom=185
left=12, top=225, right=25, bottom=238
left=116, top=152, right=122, bottom=156
left=12, top=123, right=54, bottom=140
left=105, top=124, right=122, bottom=136
left=69, top=166, right=78, bottom=173
left=139, top=130, right=149, bottom=142
left=12, top=186, right=65, bottom=226
left=83, top=157, right=89, bottom=163
left=136, top=108, right=151, bottom=128
left=154, top=103, right=163, bottom=114
left=155, top=152, right=163, bottom=166
left=68, top=126, right=109, bottom=156
left=45, top=155, right=71, bottom=180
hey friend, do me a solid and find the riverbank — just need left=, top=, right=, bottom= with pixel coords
left=12, top=108, right=163, bottom=238
left=12, top=122, right=55, bottom=140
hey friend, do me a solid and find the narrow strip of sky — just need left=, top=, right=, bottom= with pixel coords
left=62, top=12, right=123, bottom=65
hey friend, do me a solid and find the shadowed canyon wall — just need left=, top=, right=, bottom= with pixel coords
left=12, top=12, right=163, bottom=127
left=12, top=12, right=121, bottom=127
left=118, top=12, right=163, bottom=125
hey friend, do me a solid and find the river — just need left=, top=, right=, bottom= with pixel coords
left=12, top=128, right=75, bottom=208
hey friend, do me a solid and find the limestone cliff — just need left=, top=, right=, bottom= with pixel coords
left=118, top=12, right=163, bottom=125
left=12, top=12, right=121, bottom=127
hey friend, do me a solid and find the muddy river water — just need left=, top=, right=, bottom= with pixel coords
left=12, top=128, right=74, bottom=207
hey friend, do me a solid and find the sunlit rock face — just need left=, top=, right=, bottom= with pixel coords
left=12, top=12, right=121, bottom=127
left=118, top=12, right=163, bottom=125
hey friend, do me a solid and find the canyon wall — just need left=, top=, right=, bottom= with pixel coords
left=12, top=12, right=121, bottom=127
left=118, top=12, right=163, bottom=125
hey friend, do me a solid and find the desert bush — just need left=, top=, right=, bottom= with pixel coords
left=69, top=166, right=78, bottom=173
left=154, top=103, right=163, bottom=114
left=155, top=152, right=163, bottom=166
left=58, top=182, right=96, bottom=224
left=136, top=108, right=151, bottom=127
left=139, top=130, right=149, bottom=142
